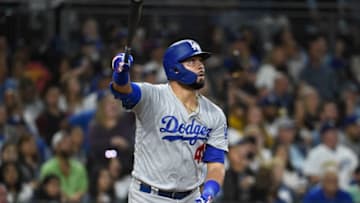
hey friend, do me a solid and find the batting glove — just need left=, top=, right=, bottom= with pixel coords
left=195, top=196, right=212, bottom=203
left=111, top=53, right=134, bottom=86
left=195, top=180, right=220, bottom=203
left=112, top=53, right=134, bottom=73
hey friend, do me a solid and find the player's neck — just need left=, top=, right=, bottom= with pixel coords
left=170, top=81, right=198, bottom=110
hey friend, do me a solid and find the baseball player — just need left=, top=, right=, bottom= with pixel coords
left=109, top=39, right=228, bottom=203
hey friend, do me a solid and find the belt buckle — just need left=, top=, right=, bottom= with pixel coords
left=151, top=186, right=159, bottom=195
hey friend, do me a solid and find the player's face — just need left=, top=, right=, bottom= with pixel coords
left=182, top=56, right=205, bottom=89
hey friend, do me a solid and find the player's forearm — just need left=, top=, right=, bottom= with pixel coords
left=112, top=82, right=132, bottom=94
left=196, top=162, right=225, bottom=202
left=205, top=162, right=225, bottom=185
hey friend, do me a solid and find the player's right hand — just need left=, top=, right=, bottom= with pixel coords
left=112, top=53, right=134, bottom=73
left=195, top=196, right=212, bottom=203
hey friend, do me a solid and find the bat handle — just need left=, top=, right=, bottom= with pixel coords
left=124, top=46, right=132, bottom=64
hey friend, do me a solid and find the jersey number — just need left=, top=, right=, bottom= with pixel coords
left=194, top=143, right=206, bottom=163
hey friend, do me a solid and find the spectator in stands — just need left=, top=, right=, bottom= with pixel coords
left=17, top=135, right=40, bottom=183
left=245, top=105, right=274, bottom=148
left=0, top=143, right=18, bottom=164
left=294, top=84, right=320, bottom=134
left=340, top=82, right=360, bottom=117
left=108, top=158, right=131, bottom=202
left=88, top=92, right=135, bottom=176
left=0, top=162, right=33, bottom=203
left=272, top=144, right=306, bottom=198
left=300, top=33, right=338, bottom=100
left=256, top=46, right=287, bottom=94
left=319, top=100, right=340, bottom=126
left=18, top=78, right=43, bottom=136
left=69, top=126, right=86, bottom=164
left=142, top=65, right=158, bottom=84
left=341, top=114, right=360, bottom=157
left=249, top=165, right=275, bottom=203
left=221, top=128, right=255, bottom=203
left=0, top=52, right=16, bottom=104
left=89, top=168, right=115, bottom=203
left=3, top=86, right=27, bottom=143
left=36, top=85, right=66, bottom=147
left=348, top=166, right=360, bottom=203
left=33, top=174, right=62, bottom=203
left=0, top=104, right=8, bottom=149
left=303, top=165, right=354, bottom=203
left=0, top=184, right=7, bottom=203
left=269, top=158, right=296, bottom=203
left=273, top=117, right=305, bottom=173
left=284, top=34, right=307, bottom=83
left=269, top=73, right=294, bottom=115
left=243, top=125, right=272, bottom=171
left=227, top=70, right=258, bottom=108
left=303, top=121, right=358, bottom=189
left=329, top=36, right=351, bottom=89
left=40, top=131, right=88, bottom=203
left=81, top=18, right=103, bottom=54
left=59, top=76, right=86, bottom=115
left=228, top=103, right=247, bottom=133
left=143, top=42, right=167, bottom=83
left=259, top=95, right=281, bottom=136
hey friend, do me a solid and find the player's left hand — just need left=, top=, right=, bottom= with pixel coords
left=195, top=195, right=212, bottom=203
left=112, top=52, right=134, bottom=73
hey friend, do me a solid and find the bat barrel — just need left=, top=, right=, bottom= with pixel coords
left=126, top=0, right=143, bottom=60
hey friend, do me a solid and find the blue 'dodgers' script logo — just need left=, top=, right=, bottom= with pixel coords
left=160, top=116, right=212, bottom=145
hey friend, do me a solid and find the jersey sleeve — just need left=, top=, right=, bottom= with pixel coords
left=131, top=82, right=160, bottom=120
left=206, top=110, right=228, bottom=152
left=302, top=150, right=320, bottom=176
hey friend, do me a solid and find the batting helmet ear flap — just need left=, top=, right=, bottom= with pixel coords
left=174, top=67, right=179, bottom=74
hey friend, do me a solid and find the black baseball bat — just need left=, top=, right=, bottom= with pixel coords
left=124, top=0, right=143, bottom=63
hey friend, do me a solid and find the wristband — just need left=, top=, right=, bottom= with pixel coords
left=112, top=71, right=129, bottom=86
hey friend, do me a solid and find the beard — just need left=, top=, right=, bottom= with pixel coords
left=188, top=80, right=205, bottom=90
left=181, top=81, right=205, bottom=90
left=58, top=150, right=72, bottom=159
left=180, top=77, right=205, bottom=90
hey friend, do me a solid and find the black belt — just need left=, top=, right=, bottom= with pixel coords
left=139, top=182, right=193, bottom=200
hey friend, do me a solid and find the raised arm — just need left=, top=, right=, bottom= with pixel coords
left=109, top=53, right=141, bottom=109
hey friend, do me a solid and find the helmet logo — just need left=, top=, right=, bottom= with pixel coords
left=189, top=40, right=201, bottom=52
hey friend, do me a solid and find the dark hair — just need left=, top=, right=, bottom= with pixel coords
left=0, top=161, right=23, bottom=193
left=319, top=100, right=338, bottom=113
left=1, top=142, right=17, bottom=160
left=41, top=174, right=60, bottom=186
left=306, top=32, right=327, bottom=50
left=17, top=134, right=39, bottom=163
left=33, top=174, right=61, bottom=202
left=271, top=143, right=295, bottom=171
left=1, top=142, right=15, bottom=153
left=251, top=166, right=273, bottom=202
left=89, top=168, right=115, bottom=201
left=41, top=83, right=61, bottom=101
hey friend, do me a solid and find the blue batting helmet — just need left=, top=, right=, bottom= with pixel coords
left=163, top=39, right=211, bottom=85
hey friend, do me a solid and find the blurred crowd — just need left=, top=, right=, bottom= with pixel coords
left=0, top=11, right=360, bottom=203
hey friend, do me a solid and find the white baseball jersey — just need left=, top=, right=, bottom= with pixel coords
left=129, top=83, right=228, bottom=191
left=302, top=144, right=358, bottom=189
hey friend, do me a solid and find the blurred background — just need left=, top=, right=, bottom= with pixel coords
left=0, top=0, right=360, bottom=202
